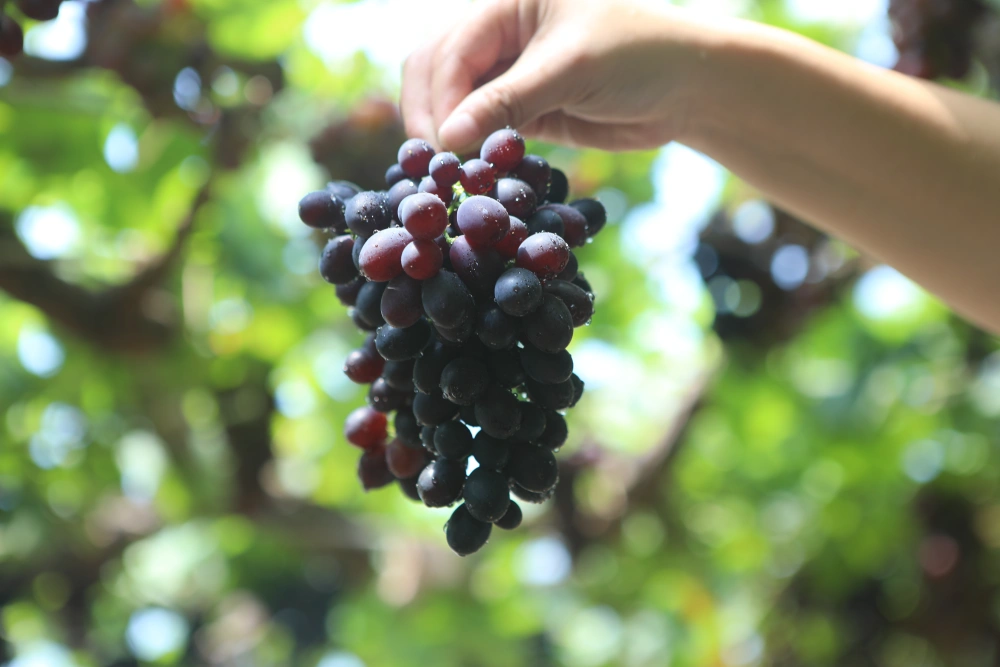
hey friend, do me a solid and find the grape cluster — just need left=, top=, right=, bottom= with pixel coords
left=0, top=0, right=67, bottom=58
left=298, top=129, right=607, bottom=556
left=889, top=0, right=987, bottom=79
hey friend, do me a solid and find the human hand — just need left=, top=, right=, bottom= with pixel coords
left=401, top=0, right=724, bottom=153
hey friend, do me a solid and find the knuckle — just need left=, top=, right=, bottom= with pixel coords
left=482, top=82, right=523, bottom=127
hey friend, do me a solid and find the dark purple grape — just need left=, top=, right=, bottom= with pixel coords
left=422, top=270, right=475, bottom=328
left=539, top=203, right=587, bottom=248
left=413, top=341, right=460, bottom=394
left=395, top=407, right=422, bottom=448
left=525, top=377, right=575, bottom=410
left=16, top=0, right=62, bottom=21
left=382, top=358, right=416, bottom=391
left=398, top=138, right=435, bottom=179
left=496, top=178, right=537, bottom=219
left=440, top=357, right=489, bottom=406
left=417, top=458, right=467, bottom=507
left=522, top=293, right=573, bottom=353
left=299, top=191, right=347, bottom=230
left=327, top=180, right=362, bottom=201
left=449, top=237, right=504, bottom=296
left=463, top=467, right=510, bottom=522
left=519, top=345, right=573, bottom=384
left=429, top=151, right=461, bottom=187
left=433, top=420, right=474, bottom=459
left=570, top=198, right=607, bottom=237
left=418, top=175, right=454, bottom=207
left=480, top=128, right=525, bottom=172
left=398, top=474, right=422, bottom=501
left=510, top=154, right=551, bottom=200
left=374, top=320, right=431, bottom=361
left=434, top=316, right=476, bottom=345
left=381, top=274, right=423, bottom=328
left=319, top=235, right=358, bottom=284
left=458, top=159, right=496, bottom=195
left=368, top=378, right=410, bottom=413
left=472, top=431, right=510, bottom=470
left=476, top=303, right=518, bottom=350
left=555, top=252, right=579, bottom=282
left=548, top=168, right=568, bottom=203
left=514, top=403, right=547, bottom=441
left=335, top=277, right=365, bottom=307
left=445, top=503, right=492, bottom=556
left=354, top=280, right=388, bottom=329
left=487, top=348, right=526, bottom=389
left=388, top=179, right=419, bottom=219
left=346, top=191, right=392, bottom=238
left=474, top=385, right=522, bottom=439
left=386, top=163, right=407, bottom=187
left=494, top=267, right=543, bottom=317
left=386, top=439, right=429, bottom=479
left=506, top=443, right=558, bottom=493
left=544, top=279, right=594, bottom=327
left=344, top=406, right=388, bottom=448
left=537, top=410, right=567, bottom=450
left=494, top=501, right=523, bottom=529
left=358, top=445, right=395, bottom=490
left=413, top=390, right=461, bottom=426
left=525, top=208, right=565, bottom=237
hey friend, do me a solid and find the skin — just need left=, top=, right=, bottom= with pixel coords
left=401, top=0, right=1000, bottom=334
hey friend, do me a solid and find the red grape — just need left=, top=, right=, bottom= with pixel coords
left=429, top=152, right=461, bottom=187
left=516, top=232, right=570, bottom=277
left=456, top=195, right=510, bottom=249
left=481, top=128, right=526, bottom=172
left=401, top=239, right=444, bottom=280
left=386, top=440, right=429, bottom=479
left=496, top=178, right=537, bottom=219
left=358, top=227, right=413, bottom=281
left=399, top=192, right=449, bottom=240
left=494, top=216, right=528, bottom=260
left=539, top=203, right=588, bottom=247
left=345, top=406, right=388, bottom=448
left=344, top=346, right=385, bottom=383
left=458, top=159, right=496, bottom=195
left=397, top=138, right=435, bottom=179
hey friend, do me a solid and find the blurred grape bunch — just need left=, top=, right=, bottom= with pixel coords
left=309, top=97, right=407, bottom=191
left=695, top=204, right=860, bottom=350
left=888, top=0, right=997, bottom=81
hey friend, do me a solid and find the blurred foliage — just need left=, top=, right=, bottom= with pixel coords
left=0, top=0, right=999, bottom=666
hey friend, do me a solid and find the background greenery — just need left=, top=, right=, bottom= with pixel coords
left=1, top=0, right=999, bottom=665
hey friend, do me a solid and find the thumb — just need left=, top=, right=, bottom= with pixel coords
left=437, top=55, right=568, bottom=153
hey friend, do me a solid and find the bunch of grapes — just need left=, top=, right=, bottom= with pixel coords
left=297, top=128, right=607, bottom=556
left=0, top=0, right=68, bottom=58
left=889, top=0, right=987, bottom=79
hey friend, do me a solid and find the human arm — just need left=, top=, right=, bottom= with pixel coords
left=401, top=0, right=1000, bottom=333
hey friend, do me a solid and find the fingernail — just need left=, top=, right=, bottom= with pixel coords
left=438, top=112, right=479, bottom=151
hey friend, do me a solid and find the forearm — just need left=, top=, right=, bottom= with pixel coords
left=683, top=21, right=1000, bottom=332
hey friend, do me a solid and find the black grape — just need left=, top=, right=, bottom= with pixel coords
left=434, top=421, right=474, bottom=459
left=472, top=431, right=510, bottom=470
left=445, top=504, right=492, bottom=556
left=417, top=459, right=466, bottom=507
left=519, top=345, right=573, bottom=384
left=440, top=357, right=489, bottom=405
left=355, top=280, right=388, bottom=329
left=494, top=268, right=543, bottom=317
left=506, top=444, right=559, bottom=493
left=474, top=385, right=522, bottom=439
left=537, top=410, right=567, bottom=450
left=463, top=468, right=510, bottom=522
left=487, top=348, right=527, bottom=389
left=494, top=501, right=523, bottom=529
left=513, top=403, right=547, bottom=442
left=375, top=321, right=431, bottom=361
left=413, top=390, right=460, bottom=426
left=422, top=270, right=475, bottom=329
left=522, top=294, right=574, bottom=353
left=476, top=303, right=519, bottom=350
